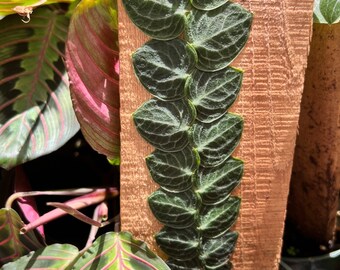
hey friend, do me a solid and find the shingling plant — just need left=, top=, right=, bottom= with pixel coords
left=123, top=0, right=253, bottom=269
left=0, top=0, right=170, bottom=269
left=0, top=0, right=253, bottom=269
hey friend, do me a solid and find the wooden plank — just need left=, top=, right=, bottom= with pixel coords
left=118, top=0, right=314, bottom=269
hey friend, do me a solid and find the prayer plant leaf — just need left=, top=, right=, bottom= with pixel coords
left=190, top=0, right=228, bottom=11
left=148, top=189, right=199, bottom=229
left=185, top=2, right=253, bottom=71
left=133, top=38, right=197, bottom=101
left=146, top=147, right=200, bottom=192
left=166, top=258, right=202, bottom=270
left=72, top=231, right=170, bottom=270
left=195, top=157, right=243, bottom=205
left=65, top=0, right=120, bottom=164
left=200, top=231, right=238, bottom=270
left=314, top=0, right=340, bottom=24
left=155, top=226, right=200, bottom=260
left=198, top=196, right=241, bottom=238
left=191, top=113, right=243, bottom=167
left=122, top=0, right=188, bottom=40
left=0, top=244, right=78, bottom=270
left=0, top=208, right=44, bottom=266
left=187, top=67, right=243, bottom=123
left=0, top=6, right=79, bottom=170
left=0, top=0, right=74, bottom=19
left=133, top=98, right=196, bottom=152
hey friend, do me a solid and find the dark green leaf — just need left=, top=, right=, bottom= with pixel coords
left=72, top=231, right=170, bottom=270
left=186, top=2, right=253, bottom=71
left=146, top=147, right=200, bottom=192
left=0, top=208, right=44, bottom=266
left=198, top=196, right=240, bottom=238
left=191, top=113, right=243, bottom=167
left=190, top=0, right=228, bottom=11
left=133, top=98, right=196, bottom=152
left=200, top=231, right=238, bottom=269
left=0, top=7, right=79, bottom=169
left=187, top=67, right=243, bottom=123
left=195, top=158, right=243, bottom=205
left=1, top=244, right=78, bottom=270
left=122, top=0, right=189, bottom=40
left=148, top=189, right=199, bottom=228
left=133, top=38, right=197, bottom=100
left=155, top=226, right=200, bottom=260
left=166, top=258, right=202, bottom=270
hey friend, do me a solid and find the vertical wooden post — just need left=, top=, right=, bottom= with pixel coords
left=287, top=23, right=340, bottom=245
left=118, top=0, right=314, bottom=269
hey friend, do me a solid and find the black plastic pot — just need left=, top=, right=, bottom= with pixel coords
left=280, top=249, right=340, bottom=270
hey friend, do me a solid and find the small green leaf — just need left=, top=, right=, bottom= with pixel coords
left=146, top=147, right=200, bottom=192
left=314, top=0, right=340, bottom=24
left=187, top=67, right=243, bottom=123
left=1, top=244, right=78, bottom=270
left=195, top=158, right=243, bottom=205
left=191, top=113, right=243, bottom=167
left=186, top=2, right=253, bottom=71
left=148, top=189, right=199, bottom=228
left=72, top=231, right=170, bottom=270
left=320, top=0, right=340, bottom=24
left=190, top=0, right=228, bottom=11
left=133, top=98, right=196, bottom=152
left=133, top=38, right=197, bottom=100
left=200, top=232, right=238, bottom=269
left=155, top=226, right=200, bottom=260
left=198, top=196, right=241, bottom=238
left=166, top=258, right=202, bottom=270
left=122, top=0, right=189, bottom=40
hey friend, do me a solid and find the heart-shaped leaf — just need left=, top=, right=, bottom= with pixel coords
left=191, top=113, right=243, bottom=167
left=65, top=0, right=120, bottom=163
left=0, top=6, right=79, bottom=170
left=133, top=98, right=196, bottom=152
left=166, top=258, right=202, bottom=270
left=1, top=244, right=78, bottom=270
left=133, top=38, right=197, bottom=100
left=187, top=67, right=243, bottom=123
left=155, top=226, right=200, bottom=260
left=186, top=2, right=253, bottom=71
left=198, top=196, right=241, bottom=238
left=72, top=231, right=170, bottom=270
left=190, top=0, right=228, bottom=11
left=122, top=0, right=189, bottom=40
left=146, top=147, right=200, bottom=192
left=148, top=189, right=199, bottom=228
left=200, top=231, right=238, bottom=269
left=195, top=158, right=243, bottom=205
left=0, top=208, right=44, bottom=266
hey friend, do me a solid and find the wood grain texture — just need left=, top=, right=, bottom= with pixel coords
left=287, top=23, right=340, bottom=245
left=118, top=0, right=314, bottom=269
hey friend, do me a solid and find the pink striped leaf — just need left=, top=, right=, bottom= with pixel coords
left=0, top=6, right=80, bottom=170
left=0, top=208, right=45, bottom=266
left=1, top=243, right=79, bottom=270
left=1, top=231, right=169, bottom=269
left=72, top=231, right=170, bottom=270
left=65, top=0, right=120, bottom=164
